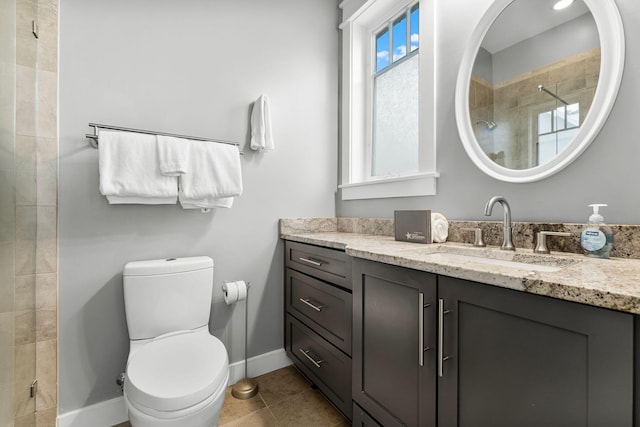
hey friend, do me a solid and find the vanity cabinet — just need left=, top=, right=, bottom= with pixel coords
left=352, top=259, right=437, bottom=427
left=438, top=275, right=634, bottom=427
left=284, top=241, right=353, bottom=419
left=353, top=258, right=634, bottom=427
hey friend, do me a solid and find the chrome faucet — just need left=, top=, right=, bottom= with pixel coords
left=484, top=196, right=515, bottom=251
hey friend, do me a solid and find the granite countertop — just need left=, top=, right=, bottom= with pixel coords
left=280, top=227, right=640, bottom=315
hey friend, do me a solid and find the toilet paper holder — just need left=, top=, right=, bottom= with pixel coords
left=223, top=280, right=259, bottom=400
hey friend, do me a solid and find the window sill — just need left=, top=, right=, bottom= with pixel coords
left=339, top=172, right=439, bottom=200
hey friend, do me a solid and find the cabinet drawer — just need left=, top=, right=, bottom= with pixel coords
left=285, top=241, right=352, bottom=289
left=286, top=314, right=352, bottom=419
left=286, top=269, right=352, bottom=355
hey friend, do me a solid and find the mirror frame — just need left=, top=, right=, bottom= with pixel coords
left=455, top=0, right=625, bottom=183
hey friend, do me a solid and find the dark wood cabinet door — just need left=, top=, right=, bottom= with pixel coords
left=438, top=276, right=634, bottom=427
left=353, top=259, right=437, bottom=427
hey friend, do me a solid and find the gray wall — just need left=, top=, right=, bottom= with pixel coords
left=492, top=13, right=600, bottom=83
left=338, top=0, right=640, bottom=225
left=59, top=0, right=339, bottom=414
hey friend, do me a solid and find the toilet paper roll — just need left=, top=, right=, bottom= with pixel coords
left=223, top=280, right=248, bottom=305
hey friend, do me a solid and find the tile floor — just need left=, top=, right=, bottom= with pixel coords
left=113, top=365, right=350, bottom=426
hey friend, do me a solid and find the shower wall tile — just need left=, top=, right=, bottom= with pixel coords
left=14, top=310, right=35, bottom=345
left=0, top=312, right=14, bottom=385
left=36, top=206, right=56, bottom=274
left=35, top=339, right=56, bottom=411
left=0, top=383, right=13, bottom=426
left=15, top=275, right=35, bottom=312
left=35, top=407, right=57, bottom=427
left=0, top=169, right=16, bottom=242
left=16, top=206, right=36, bottom=275
left=0, top=242, right=15, bottom=313
left=16, top=0, right=37, bottom=68
left=36, top=71, right=56, bottom=139
left=37, top=0, right=58, bottom=73
left=16, top=206, right=36, bottom=240
left=14, top=343, right=35, bottom=417
left=35, top=274, right=56, bottom=309
left=15, top=239, right=37, bottom=275
left=16, top=135, right=37, bottom=205
left=36, top=137, right=57, bottom=206
left=15, top=65, right=36, bottom=137
left=35, top=307, right=55, bottom=341
left=15, top=413, right=35, bottom=427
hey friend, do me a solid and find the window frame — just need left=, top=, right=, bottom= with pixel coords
left=339, top=0, right=438, bottom=201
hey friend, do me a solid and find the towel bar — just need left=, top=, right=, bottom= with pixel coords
left=86, top=123, right=244, bottom=154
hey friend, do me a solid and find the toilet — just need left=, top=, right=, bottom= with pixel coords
left=122, top=256, right=229, bottom=427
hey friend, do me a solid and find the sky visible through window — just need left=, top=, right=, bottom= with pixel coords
left=376, top=5, right=419, bottom=73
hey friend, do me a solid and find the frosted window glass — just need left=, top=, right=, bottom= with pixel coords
left=373, top=54, right=419, bottom=176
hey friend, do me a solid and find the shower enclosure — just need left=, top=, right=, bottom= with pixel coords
left=1, top=0, right=59, bottom=425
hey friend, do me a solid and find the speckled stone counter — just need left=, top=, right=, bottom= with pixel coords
left=280, top=218, right=640, bottom=315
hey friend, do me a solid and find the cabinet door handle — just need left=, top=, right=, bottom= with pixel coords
left=438, top=298, right=451, bottom=377
left=419, top=293, right=425, bottom=366
left=299, top=348, right=324, bottom=368
left=299, top=298, right=325, bottom=312
left=298, top=257, right=323, bottom=266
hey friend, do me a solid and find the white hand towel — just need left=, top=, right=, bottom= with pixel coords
left=431, top=212, right=449, bottom=243
left=178, top=141, right=243, bottom=210
left=250, top=94, right=274, bottom=151
left=157, top=135, right=189, bottom=176
left=98, top=130, right=178, bottom=204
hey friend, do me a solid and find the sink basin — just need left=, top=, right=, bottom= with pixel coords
left=400, top=244, right=581, bottom=273
left=424, top=252, right=563, bottom=273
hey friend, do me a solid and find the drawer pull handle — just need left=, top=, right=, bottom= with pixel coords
left=299, top=348, right=324, bottom=368
left=298, top=257, right=324, bottom=266
left=299, top=298, right=325, bottom=312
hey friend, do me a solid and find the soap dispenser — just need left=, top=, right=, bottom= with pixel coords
left=580, top=204, right=613, bottom=259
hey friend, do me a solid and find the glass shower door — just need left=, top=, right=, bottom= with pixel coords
left=1, top=0, right=39, bottom=424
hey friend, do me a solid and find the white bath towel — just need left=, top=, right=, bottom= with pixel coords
left=431, top=212, right=449, bottom=243
left=157, top=135, right=189, bottom=176
left=250, top=94, right=274, bottom=151
left=178, top=141, right=243, bottom=210
left=98, top=130, right=178, bottom=204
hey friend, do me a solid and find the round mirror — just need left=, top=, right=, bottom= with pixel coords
left=455, top=0, right=624, bottom=182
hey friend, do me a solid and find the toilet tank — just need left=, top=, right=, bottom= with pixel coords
left=123, top=256, right=214, bottom=340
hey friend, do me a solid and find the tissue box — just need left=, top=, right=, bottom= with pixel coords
left=394, top=210, right=431, bottom=244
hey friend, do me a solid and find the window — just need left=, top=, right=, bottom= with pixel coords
left=339, top=0, right=438, bottom=200
left=537, top=103, right=580, bottom=166
left=372, top=5, right=419, bottom=177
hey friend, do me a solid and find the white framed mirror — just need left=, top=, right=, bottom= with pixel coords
left=455, top=0, right=624, bottom=183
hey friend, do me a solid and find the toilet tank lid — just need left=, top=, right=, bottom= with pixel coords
left=124, top=256, right=213, bottom=276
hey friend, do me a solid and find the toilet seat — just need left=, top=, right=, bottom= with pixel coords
left=125, top=330, right=228, bottom=413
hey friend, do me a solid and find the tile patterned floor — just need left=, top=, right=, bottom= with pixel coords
left=113, top=365, right=350, bottom=427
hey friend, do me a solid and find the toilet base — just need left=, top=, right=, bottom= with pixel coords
left=125, top=372, right=227, bottom=427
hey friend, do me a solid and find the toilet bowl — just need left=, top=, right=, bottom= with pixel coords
left=122, top=257, right=228, bottom=426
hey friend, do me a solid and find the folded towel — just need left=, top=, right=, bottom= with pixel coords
left=157, top=135, right=189, bottom=176
left=431, top=212, right=449, bottom=243
left=178, top=141, right=243, bottom=210
left=98, top=130, right=178, bottom=204
left=250, top=94, right=274, bottom=151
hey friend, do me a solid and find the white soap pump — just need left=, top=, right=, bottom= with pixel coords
left=580, top=204, right=613, bottom=259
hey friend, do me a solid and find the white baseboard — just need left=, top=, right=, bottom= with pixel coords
left=228, top=348, right=292, bottom=385
left=57, top=396, right=128, bottom=427
left=56, top=348, right=292, bottom=427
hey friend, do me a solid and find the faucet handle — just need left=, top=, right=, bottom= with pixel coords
left=462, top=228, right=486, bottom=247
left=534, top=231, right=572, bottom=254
